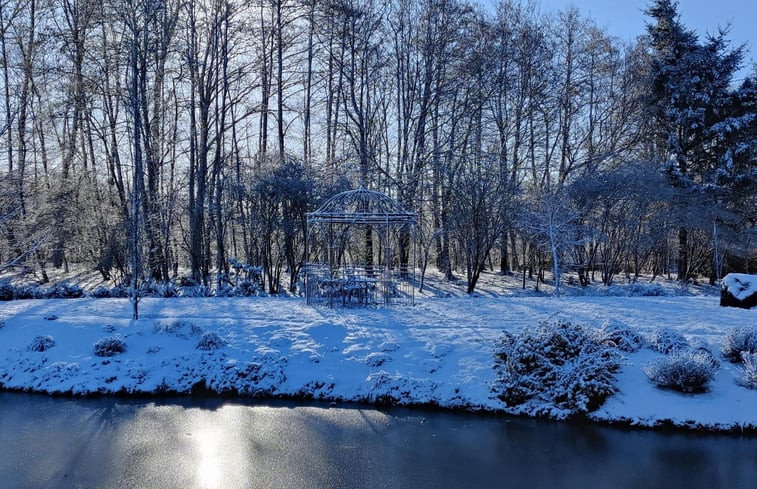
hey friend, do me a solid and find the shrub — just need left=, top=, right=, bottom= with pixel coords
left=601, top=283, right=671, bottom=297
left=196, top=331, right=227, bottom=351
left=234, top=279, right=262, bottom=297
left=621, top=283, right=669, bottom=297
left=643, top=350, right=717, bottom=393
left=721, top=326, right=757, bottom=363
left=595, top=320, right=644, bottom=352
left=180, top=285, right=213, bottom=298
left=47, top=283, right=84, bottom=299
left=0, top=282, right=38, bottom=300
left=12, top=285, right=38, bottom=300
left=741, top=352, right=757, bottom=389
left=688, top=345, right=720, bottom=369
left=648, top=328, right=689, bottom=354
left=153, top=320, right=181, bottom=334
left=366, top=352, right=390, bottom=367
left=109, top=285, right=131, bottom=298
left=153, top=320, right=203, bottom=337
left=90, top=286, right=112, bottom=298
left=215, top=284, right=235, bottom=297
left=94, top=336, right=127, bottom=357
left=144, top=282, right=179, bottom=298
left=0, top=283, right=13, bottom=301
left=27, top=335, right=55, bottom=352
left=90, top=284, right=131, bottom=298
left=494, top=320, right=620, bottom=417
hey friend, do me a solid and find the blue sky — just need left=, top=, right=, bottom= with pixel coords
left=538, top=1, right=755, bottom=63
left=486, top=1, right=755, bottom=80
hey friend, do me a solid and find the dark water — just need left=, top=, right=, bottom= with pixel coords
left=0, top=392, right=755, bottom=489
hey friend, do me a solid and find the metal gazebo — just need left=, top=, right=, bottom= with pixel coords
left=305, top=187, right=417, bottom=307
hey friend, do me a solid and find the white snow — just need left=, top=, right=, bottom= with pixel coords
left=723, top=273, right=757, bottom=301
left=1, top=295, right=756, bottom=431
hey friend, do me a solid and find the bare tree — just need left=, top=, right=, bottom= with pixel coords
left=125, top=0, right=145, bottom=319
left=449, top=155, right=511, bottom=294
left=520, top=187, right=583, bottom=297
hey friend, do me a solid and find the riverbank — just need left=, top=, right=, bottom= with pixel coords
left=1, top=296, right=755, bottom=432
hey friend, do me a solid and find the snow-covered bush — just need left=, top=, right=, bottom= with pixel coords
left=89, top=285, right=130, bottom=298
left=0, top=283, right=38, bottom=300
left=109, top=285, right=131, bottom=298
left=595, top=320, right=644, bottom=352
left=228, top=258, right=263, bottom=282
left=721, top=326, right=757, bottom=363
left=234, top=279, right=262, bottom=297
left=741, top=352, right=757, bottom=389
left=145, top=282, right=179, bottom=298
left=47, top=283, right=84, bottom=299
left=27, top=335, right=55, bottom=352
left=626, top=283, right=669, bottom=297
left=215, top=284, right=235, bottom=297
left=90, top=286, right=113, bottom=298
left=688, top=345, right=720, bottom=369
left=648, top=328, right=689, bottom=354
left=365, top=352, right=390, bottom=367
left=180, top=285, right=213, bottom=298
left=16, top=285, right=40, bottom=300
left=12, top=285, right=38, bottom=299
left=94, top=336, right=127, bottom=357
left=494, top=320, right=620, bottom=417
left=643, top=350, right=717, bottom=393
left=600, top=283, right=671, bottom=297
left=0, top=283, right=13, bottom=301
left=196, top=331, right=226, bottom=351
left=153, top=320, right=203, bottom=337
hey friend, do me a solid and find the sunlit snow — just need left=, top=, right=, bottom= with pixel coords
left=1, top=294, right=755, bottom=431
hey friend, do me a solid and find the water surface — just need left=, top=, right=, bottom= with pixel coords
left=0, top=392, right=755, bottom=488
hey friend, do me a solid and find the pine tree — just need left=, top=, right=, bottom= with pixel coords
left=645, top=0, right=753, bottom=281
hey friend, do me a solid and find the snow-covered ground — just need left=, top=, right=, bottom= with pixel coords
left=1, top=294, right=755, bottom=431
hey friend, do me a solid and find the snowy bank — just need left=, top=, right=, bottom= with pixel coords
left=1, top=296, right=756, bottom=432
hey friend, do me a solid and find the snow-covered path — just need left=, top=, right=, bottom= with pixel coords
left=1, top=296, right=755, bottom=430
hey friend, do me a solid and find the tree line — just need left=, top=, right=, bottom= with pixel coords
left=0, top=0, right=755, bottom=297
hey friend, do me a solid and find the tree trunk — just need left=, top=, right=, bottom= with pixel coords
left=677, top=226, right=688, bottom=283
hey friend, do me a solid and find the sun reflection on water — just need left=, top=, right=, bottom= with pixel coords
left=195, top=428, right=224, bottom=489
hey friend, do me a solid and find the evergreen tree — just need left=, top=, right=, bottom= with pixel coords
left=645, top=0, right=754, bottom=281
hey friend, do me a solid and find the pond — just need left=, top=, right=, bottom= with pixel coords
left=0, top=392, right=755, bottom=488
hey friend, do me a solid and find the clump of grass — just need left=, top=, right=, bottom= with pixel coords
left=94, top=336, right=127, bottom=357
left=643, top=350, right=717, bottom=393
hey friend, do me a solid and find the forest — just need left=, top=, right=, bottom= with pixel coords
left=0, top=0, right=755, bottom=296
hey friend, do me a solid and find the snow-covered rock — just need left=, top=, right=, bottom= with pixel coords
left=721, top=273, right=757, bottom=309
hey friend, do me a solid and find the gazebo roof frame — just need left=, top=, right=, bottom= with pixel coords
left=306, top=186, right=417, bottom=227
